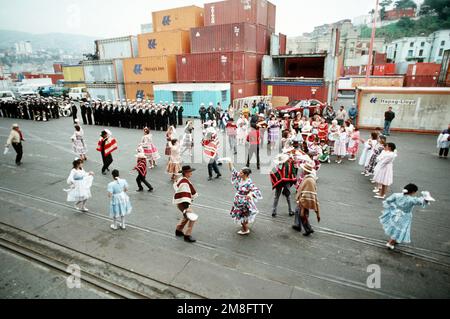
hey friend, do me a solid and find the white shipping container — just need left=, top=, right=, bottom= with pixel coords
left=83, top=61, right=115, bottom=83
left=270, top=34, right=279, bottom=56
left=113, top=59, right=125, bottom=84
left=87, top=83, right=126, bottom=101
left=96, top=36, right=138, bottom=60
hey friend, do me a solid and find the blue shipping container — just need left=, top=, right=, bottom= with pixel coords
left=154, top=83, right=231, bottom=118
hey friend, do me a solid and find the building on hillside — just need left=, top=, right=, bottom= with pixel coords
left=385, top=30, right=450, bottom=63
left=15, top=41, right=33, bottom=55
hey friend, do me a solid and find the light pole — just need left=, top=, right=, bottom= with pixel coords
left=365, top=0, right=380, bottom=86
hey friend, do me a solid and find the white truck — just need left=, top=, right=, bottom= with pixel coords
left=68, top=87, right=88, bottom=100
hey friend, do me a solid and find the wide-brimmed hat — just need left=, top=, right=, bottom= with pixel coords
left=273, top=153, right=290, bottom=165
left=300, top=162, right=316, bottom=174
left=179, top=165, right=196, bottom=174
left=12, top=123, right=19, bottom=128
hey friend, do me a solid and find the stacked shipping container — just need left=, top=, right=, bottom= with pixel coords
left=177, top=0, right=277, bottom=100
left=124, top=5, right=204, bottom=100
left=404, top=63, right=441, bottom=87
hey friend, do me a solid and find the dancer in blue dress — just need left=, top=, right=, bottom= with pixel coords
left=380, top=184, right=434, bottom=250
left=107, top=170, right=132, bottom=230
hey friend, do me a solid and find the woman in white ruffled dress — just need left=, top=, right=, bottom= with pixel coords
left=71, top=125, right=87, bottom=161
left=236, top=114, right=249, bottom=145
left=373, top=143, right=397, bottom=199
left=65, top=159, right=94, bottom=212
left=140, top=127, right=160, bottom=169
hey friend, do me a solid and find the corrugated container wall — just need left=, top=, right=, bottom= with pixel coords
left=53, top=63, right=63, bottom=74
left=176, top=52, right=263, bottom=83
left=125, top=83, right=155, bottom=100
left=123, top=56, right=177, bottom=83
left=138, top=30, right=190, bottom=57
left=261, top=81, right=328, bottom=102
left=279, top=33, right=287, bottom=55
left=205, top=0, right=274, bottom=29
left=190, top=23, right=259, bottom=54
left=256, top=25, right=271, bottom=55
left=152, top=6, right=204, bottom=32
left=62, top=66, right=85, bottom=82
left=404, top=75, right=438, bottom=87
left=231, top=81, right=260, bottom=101
left=83, top=61, right=116, bottom=83
left=407, top=63, right=441, bottom=76
left=438, top=50, right=450, bottom=86
left=96, top=36, right=138, bottom=60
left=270, top=34, right=280, bottom=56
left=373, top=63, right=396, bottom=76
left=267, top=1, right=276, bottom=31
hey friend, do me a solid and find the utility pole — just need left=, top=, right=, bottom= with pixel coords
left=365, top=0, right=379, bottom=86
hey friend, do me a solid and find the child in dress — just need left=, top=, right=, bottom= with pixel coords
left=373, top=143, right=397, bottom=199
left=167, top=139, right=182, bottom=182
left=333, top=126, right=348, bottom=164
left=107, top=170, right=132, bottom=230
left=66, top=159, right=94, bottom=212
left=347, top=127, right=360, bottom=161
left=318, top=140, right=331, bottom=163
left=380, top=184, right=434, bottom=250
left=140, top=127, right=160, bottom=169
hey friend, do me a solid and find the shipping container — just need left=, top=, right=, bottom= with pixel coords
left=152, top=5, right=204, bottom=32
left=267, top=1, right=276, bottom=31
left=154, top=83, right=231, bottom=117
left=261, top=80, right=328, bottom=102
left=356, top=87, right=450, bottom=133
left=262, top=54, right=326, bottom=79
left=205, top=0, right=274, bottom=29
left=53, top=63, right=63, bottom=74
left=374, top=52, right=387, bottom=64
left=279, top=33, right=287, bottom=55
left=86, top=83, right=126, bottom=101
left=177, top=52, right=263, bottom=83
left=123, top=56, right=177, bottom=83
left=349, top=76, right=404, bottom=88
left=270, top=33, right=280, bottom=56
left=373, top=63, right=396, bottom=76
left=231, top=81, right=260, bottom=101
left=438, top=49, right=450, bottom=87
left=24, top=73, right=64, bottom=84
left=63, top=65, right=85, bottom=83
left=395, top=62, right=413, bottom=75
left=113, top=59, right=125, bottom=84
left=407, top=63, right=441, bottom=77
left=404, top=75, right=438, bottom=87
left=256, top=25, right=271, bottom=55
left=96, top=36, right=138, bottom=60
left=83, top=60, right=116, bottom=83
left=125, top=83, right=155, bottom=100
left=190, top=23, right=264, bottom=54
left=138, top=30, right=190, bottom=57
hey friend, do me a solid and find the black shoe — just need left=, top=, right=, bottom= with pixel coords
left=208, top=177, right=213, bottom=181
left=175, top=230, right=184, bottom=237
left=148, top=188, right=154, bottom=193
left=218, top=163, right=223, bottom=166
left=303, top=231, right=312, bottom=237
left=272, top=213, right=277, bottom=217
left=215, top=174, right=222, bottom=179
left=289, top=211, right=295, bottom=217
left=102, top=171, right=107, bottom=175
left=184, top=236, right=196, bottom=243
left=292, top=225, right=302, bottom=232
left=257, top=166, right=261, bottom=170
left=16, top=162, right=22, bottom=166
left=136, top=189, right=144, bottom=192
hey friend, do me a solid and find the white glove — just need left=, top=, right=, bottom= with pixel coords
left=3, top=147, right=9, bottom=155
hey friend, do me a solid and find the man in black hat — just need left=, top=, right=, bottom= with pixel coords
left=71, top=100, right=78, bottom=124
left=173, top=166, right=198, bottom=243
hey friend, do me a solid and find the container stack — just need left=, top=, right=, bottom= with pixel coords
left=123, top=5, right=204, bottom=100
left=404, top=63, right=441, bottom=87
left=83, top=36, right=138, bottom=100
left=176, top=0, right=277, bottom=101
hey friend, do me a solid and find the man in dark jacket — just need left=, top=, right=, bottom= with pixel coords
left=384, top=106, right=395, bottom=136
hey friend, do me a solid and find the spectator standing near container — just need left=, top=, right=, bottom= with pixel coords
left=437, top=124, right=450, bottom=159
left=336, top=106, right=347, bottom=126
left=384, top=107, right=396, bottom=136
left=348, top=104, right=358, bottom=126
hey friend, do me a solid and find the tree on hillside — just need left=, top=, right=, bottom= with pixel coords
left=395, top=0, right=417, bottom=9
left=380, top=0, right=393, bottom=20
left=420, top=0, right=450, bottom=20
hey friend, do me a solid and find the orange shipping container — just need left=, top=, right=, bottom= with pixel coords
left=125, top=83, right=155, bottom=100
left=138, top=30, right=190, bottom=57
left=152, top=6, right=204, bottom=32
left=123, top=56, right=177, bottom=83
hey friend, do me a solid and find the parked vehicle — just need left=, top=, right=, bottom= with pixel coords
left=68, top=87, right=88, bottom=100
left=0, top=90, right=16, bottom=102
left=38, top=86, right=70, bottom=98
left=17, top=86, right=37, bottom=97
left=276, top=99, right=326, bottom=118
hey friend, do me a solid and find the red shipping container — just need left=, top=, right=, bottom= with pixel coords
left=53, top=63, right=63, bottom=74
left=374, top=53, right=387, bottom=64
left=191, top=23, right=271, bottom=54
left=231, top=81, right=260, bottom=100
left=177, top=52, right=263, bottom=82
left=279, top=33, right=287, bottom=55
left=407, top=63, right=441, bottom=76
left=404, top=75, right=438, bottom=87
left=256, top=25, right=271, bottom=55
left=261, top=81, right=328, bottom=102
left=267, top=1, right=276, bottom=32
left=205, top=0, right=273, bottom=28
left=373, top=63, right=396, bottom=76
